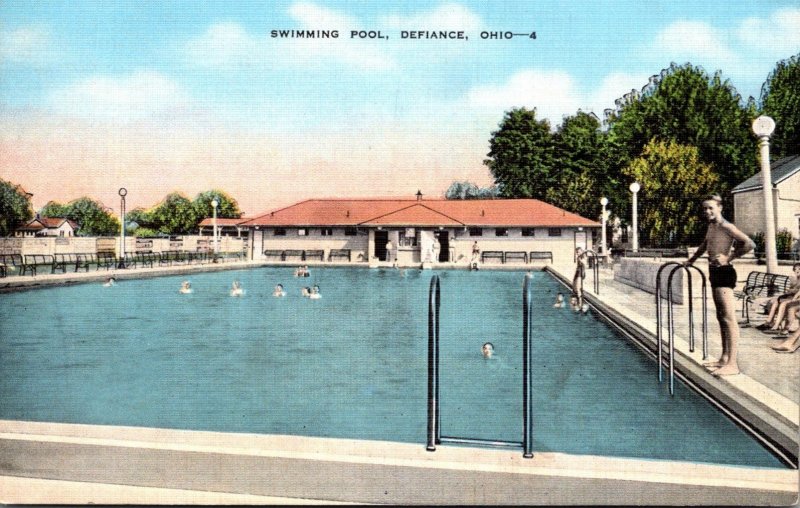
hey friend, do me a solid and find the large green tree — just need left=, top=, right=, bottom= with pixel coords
left=760, top=53, right=800, bottom=158
left=484, top=108, right=556, bottom=199
left=42, top=197, right=120, bottom=236
left=444, top=181, right=499, bottom=199
left=607, top=62, right=758, bottom=199
left=0, top=179, right=34, bottom=236
left=148, top=193, right=197, bottom=235
left=193, top=190, right=242, bottom=220
left=622, top=139, right=719, bottom=247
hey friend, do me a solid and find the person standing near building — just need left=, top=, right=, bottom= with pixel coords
left=386, top=239, right=394, bottom=264
left=684, top=194, right=754, bottom=376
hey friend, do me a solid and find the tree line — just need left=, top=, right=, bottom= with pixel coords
left=449, top=55, right=799, bottom=248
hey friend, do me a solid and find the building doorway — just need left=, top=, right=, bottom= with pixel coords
left=436, top=231, right=450, bottom=262
left=374, top=230, right=389, bottom=261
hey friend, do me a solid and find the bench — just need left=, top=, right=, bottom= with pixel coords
left=504, top=251, right=527, bottom=264
left=328, top=249, right=351, bottom=262
left=304, top=250, right=324, bottom=261
left=481, top=251, right=504, bottom=264
left=734, top=271, right=793, bottom=323
left=96, top=252, right=117, bottom=270
left=22, top=254, right=55, bottom=276
left=53, top=253, right=81, bottom=274
left=0, top=254, right=23, bottom=276
left=264, top=250, right=285, bottom=261
left=528, top=251, right=553, bottom=264
left=284, top=250, right=304, bottom=261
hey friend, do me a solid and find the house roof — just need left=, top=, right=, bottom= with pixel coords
left=16, top=217, right=78, bottom=231
left=240, top=198, right=600, bottom=228
left=732, top=154, right=800, bottom=194
left=197, top=217, right=249, bottom=227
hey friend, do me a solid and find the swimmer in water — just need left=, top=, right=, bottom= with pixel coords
left=482, top=342, right=494, bottom=359
left=103, top=276, right=116, bottom=287
left=581, top=303, right=590, bottom=313
left=179, top=281, right=192, bottom=294
left=553, top=292, right=564, bottom=308
left=294, top=266, right=303, bottom=277
left=230, top=280, right=244, bottom=297
left=303, top=265, right=310, bottom=277
left=569, top=295, right=580, bottom=312
left=273, top=284, right=286, bottom=297
left=309, top=285, right=321, bottom=299
left=301, top=286, right=311, bottom=297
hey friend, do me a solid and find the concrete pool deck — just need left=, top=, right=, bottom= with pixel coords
left=0, top=258, right=798, bottom=504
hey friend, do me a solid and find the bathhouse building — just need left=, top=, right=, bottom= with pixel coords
left=241, top=196, right=600, bottom=266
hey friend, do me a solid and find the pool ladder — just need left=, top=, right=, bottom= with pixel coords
left=655, top=262, right=708, bottom=395
left=580, top=249, right=601, bottom=295
left=426, top=274, right=534, bottom=458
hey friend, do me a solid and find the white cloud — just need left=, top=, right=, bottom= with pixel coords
left=0, top=25, right=52, bottom=65
left=737, top=8, right=800, bottom=54
left=49, top=70, right=189, bottom=120
left=653, top=21, right=737, bottom=64
left=381, top=2, right=483, bottom=31
left=185, top=22, right=265, bottom=69
left=588, top=72, right=650, bottom=116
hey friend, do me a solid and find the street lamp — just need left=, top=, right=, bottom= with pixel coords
left=118, top=188, right=127, bottom=268
left=752, top=115, right=778, bottom=273
left=600, top=197, right=609, bottom=256
left=629, top=182, right=640, bottom=253
left=211, top=198, right=219, bottom=255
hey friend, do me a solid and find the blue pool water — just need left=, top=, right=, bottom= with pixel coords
left=0, top=267, right=786, bottom=468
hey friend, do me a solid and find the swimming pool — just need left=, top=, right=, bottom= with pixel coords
left=0, top=267, right=787, bottom=468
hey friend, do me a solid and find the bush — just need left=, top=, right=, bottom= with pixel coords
left=776, top=229, right=795, bottom=255
left=750, top=231, right=765, bottom=256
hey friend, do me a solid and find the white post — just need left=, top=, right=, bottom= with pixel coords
left=629, top=182, right=640, bottom=252
left=118, top=188, right=127, bottom=268
left=752, top=116, right=778, bottom=273
left=211, top=198, right=219, bottom=254
left=600, top=197, right=608, bottom=255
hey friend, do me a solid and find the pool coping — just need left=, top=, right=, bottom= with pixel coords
left=0, top=420, right=796, bottom=505
left=545, top=266, right=800, bottom=469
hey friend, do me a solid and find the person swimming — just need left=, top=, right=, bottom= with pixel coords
left=482, top=342, right=494, bottom=359
left=230, top=280, right=244, bottom=297
left=309, top=285, right=321, bottom=299
left=301, top=286, right=311, bottom=297
left=553, top=293, right=564, bottom=308
left=581, top=303, right=590, bottom=314
left=103, top=277, right=116, bottom=287
left=179, top=281, right=193, bottom=294
left=273, top=284, right=286, bottom=297
left=569, top=295, right=580, bottom=311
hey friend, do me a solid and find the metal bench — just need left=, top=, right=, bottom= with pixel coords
left=22, top=254, right=55, bottom=276
left=96, top=252, right=116, bottom=270
left=304, top=250, right=324, bottom=261
left=734, top=271, right=793, bottom=323
left=284, top=250, right=304, bottom=261
left=264, top=250, right=285, bottom=261
left=481, top=251, right=504, bottom=264
left=0, top=254, right=23, bottom=276
left=528, top=251, right=553, bottom=264
left=504, top=251, right=527, bottom=264
left=53, top=253, right=82, bottom=274
left=328, top=249, right=351, bottom=262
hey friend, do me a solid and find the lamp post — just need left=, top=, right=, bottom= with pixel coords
left=752, top=115, right=778, bottom=273
left=629, top=182, right=640, bottom=252
left=600, top=197, right=608, bottom=256
left=211, top=198, right=219, bottom=255
left=118, top=188, right=127, bottom=268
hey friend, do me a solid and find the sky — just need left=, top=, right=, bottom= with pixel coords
left=1, top=1, right=798, bottom=217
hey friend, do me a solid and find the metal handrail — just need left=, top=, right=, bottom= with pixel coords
left=655, top=262, right=708, bottom=395
left=426, top=274, right=534, bottom=458
left=582, top=249, right=600, bottom=295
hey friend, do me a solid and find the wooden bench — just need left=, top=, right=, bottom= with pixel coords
left=304, top=250, right=324, bottom=261
left=481, top=251, right=504, bottom=264
left=264, top=250, right=285, bottom=261
left=504, top=251, right=527, bottom=264
left=528, top=251, right=553, bottom=264
left=22, top=254, right=55, bottom=276
left=284, top=250, right=304, bottom=261
left=96, top=252, right=116, bottom=270
left=328, top=249, right=351, bottom=262
left=734, top=271, right=793, bottom=323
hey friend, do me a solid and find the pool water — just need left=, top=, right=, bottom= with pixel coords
left=0, top=267, right=786, bottom=468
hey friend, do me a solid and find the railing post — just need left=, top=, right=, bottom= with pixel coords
left=426, top=275, right=440, bottom=451
left=522, top=274, right=534, bottom=458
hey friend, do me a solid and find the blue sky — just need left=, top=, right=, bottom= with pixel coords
left=1, top=1, right=798, bottom=213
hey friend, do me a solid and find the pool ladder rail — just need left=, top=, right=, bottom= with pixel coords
left=580, top=249, right=601, bottom=295
left=426, top=274, right=534, bottom=458
left=655, top=262, right=708, bottom=396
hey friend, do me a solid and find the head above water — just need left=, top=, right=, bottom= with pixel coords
left=482, top=342, right=494, bottom=358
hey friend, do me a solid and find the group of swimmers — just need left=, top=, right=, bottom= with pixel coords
left=553, top=291, right=590, bottom=313
left=294, top=266, right=310, bottom=277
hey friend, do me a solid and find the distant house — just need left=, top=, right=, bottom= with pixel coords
left=197, top=217, right=250, bottom=238
left=732, top=155, right=800, bottom=243
left=240, top=196, right=600, bottom=266
left=14, top=216, right=79, bottom=238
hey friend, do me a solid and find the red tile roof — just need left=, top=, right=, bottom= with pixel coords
left=241, top=198, right=599, bottom=228
left=17, top=217, right=78, bottom=231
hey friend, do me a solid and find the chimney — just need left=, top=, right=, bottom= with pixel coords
left=416, top=190, right=423, bottom=201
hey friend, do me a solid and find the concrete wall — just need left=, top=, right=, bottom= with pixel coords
left=614, top=258, right=693, bottom=304
left=449, top=226, right=593, bottom=266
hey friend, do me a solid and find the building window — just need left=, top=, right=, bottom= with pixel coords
left=274, top=228, right=286, bottom=236
left=521, top=228, right=535, bottom=237
left=399, top=228, right=417, bottom=247
left=495, top=228, right=508, bottom=237
left=344, top=226, right=358, bottom=236
left=548, top=228, right=562, bottom=237
left=469, top=227, right=482, bottom=237
left=298, top=228, right=308, bottom=236
left=320, top=228, right=333, bottom=236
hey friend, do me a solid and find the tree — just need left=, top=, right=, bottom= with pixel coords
left=148, top=193, right=197, bottom=235
left=0, top=179, right=33, bottom=236
left=607, top=63, right=758, bottom=200
left=444, top=181, right=499, bottom=199
left=544, top=172, right=597, bottom=220
left=622, top=139, right=719, bottom=247
left=39, top=201, right=68, bottom=218
left=61, top=197, right=120, bottom=236
left=193, top=190, right=241, bottom=220
left=484, top=108, right=556, bottom=199
left=760, top=53, right=800, bottom=158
